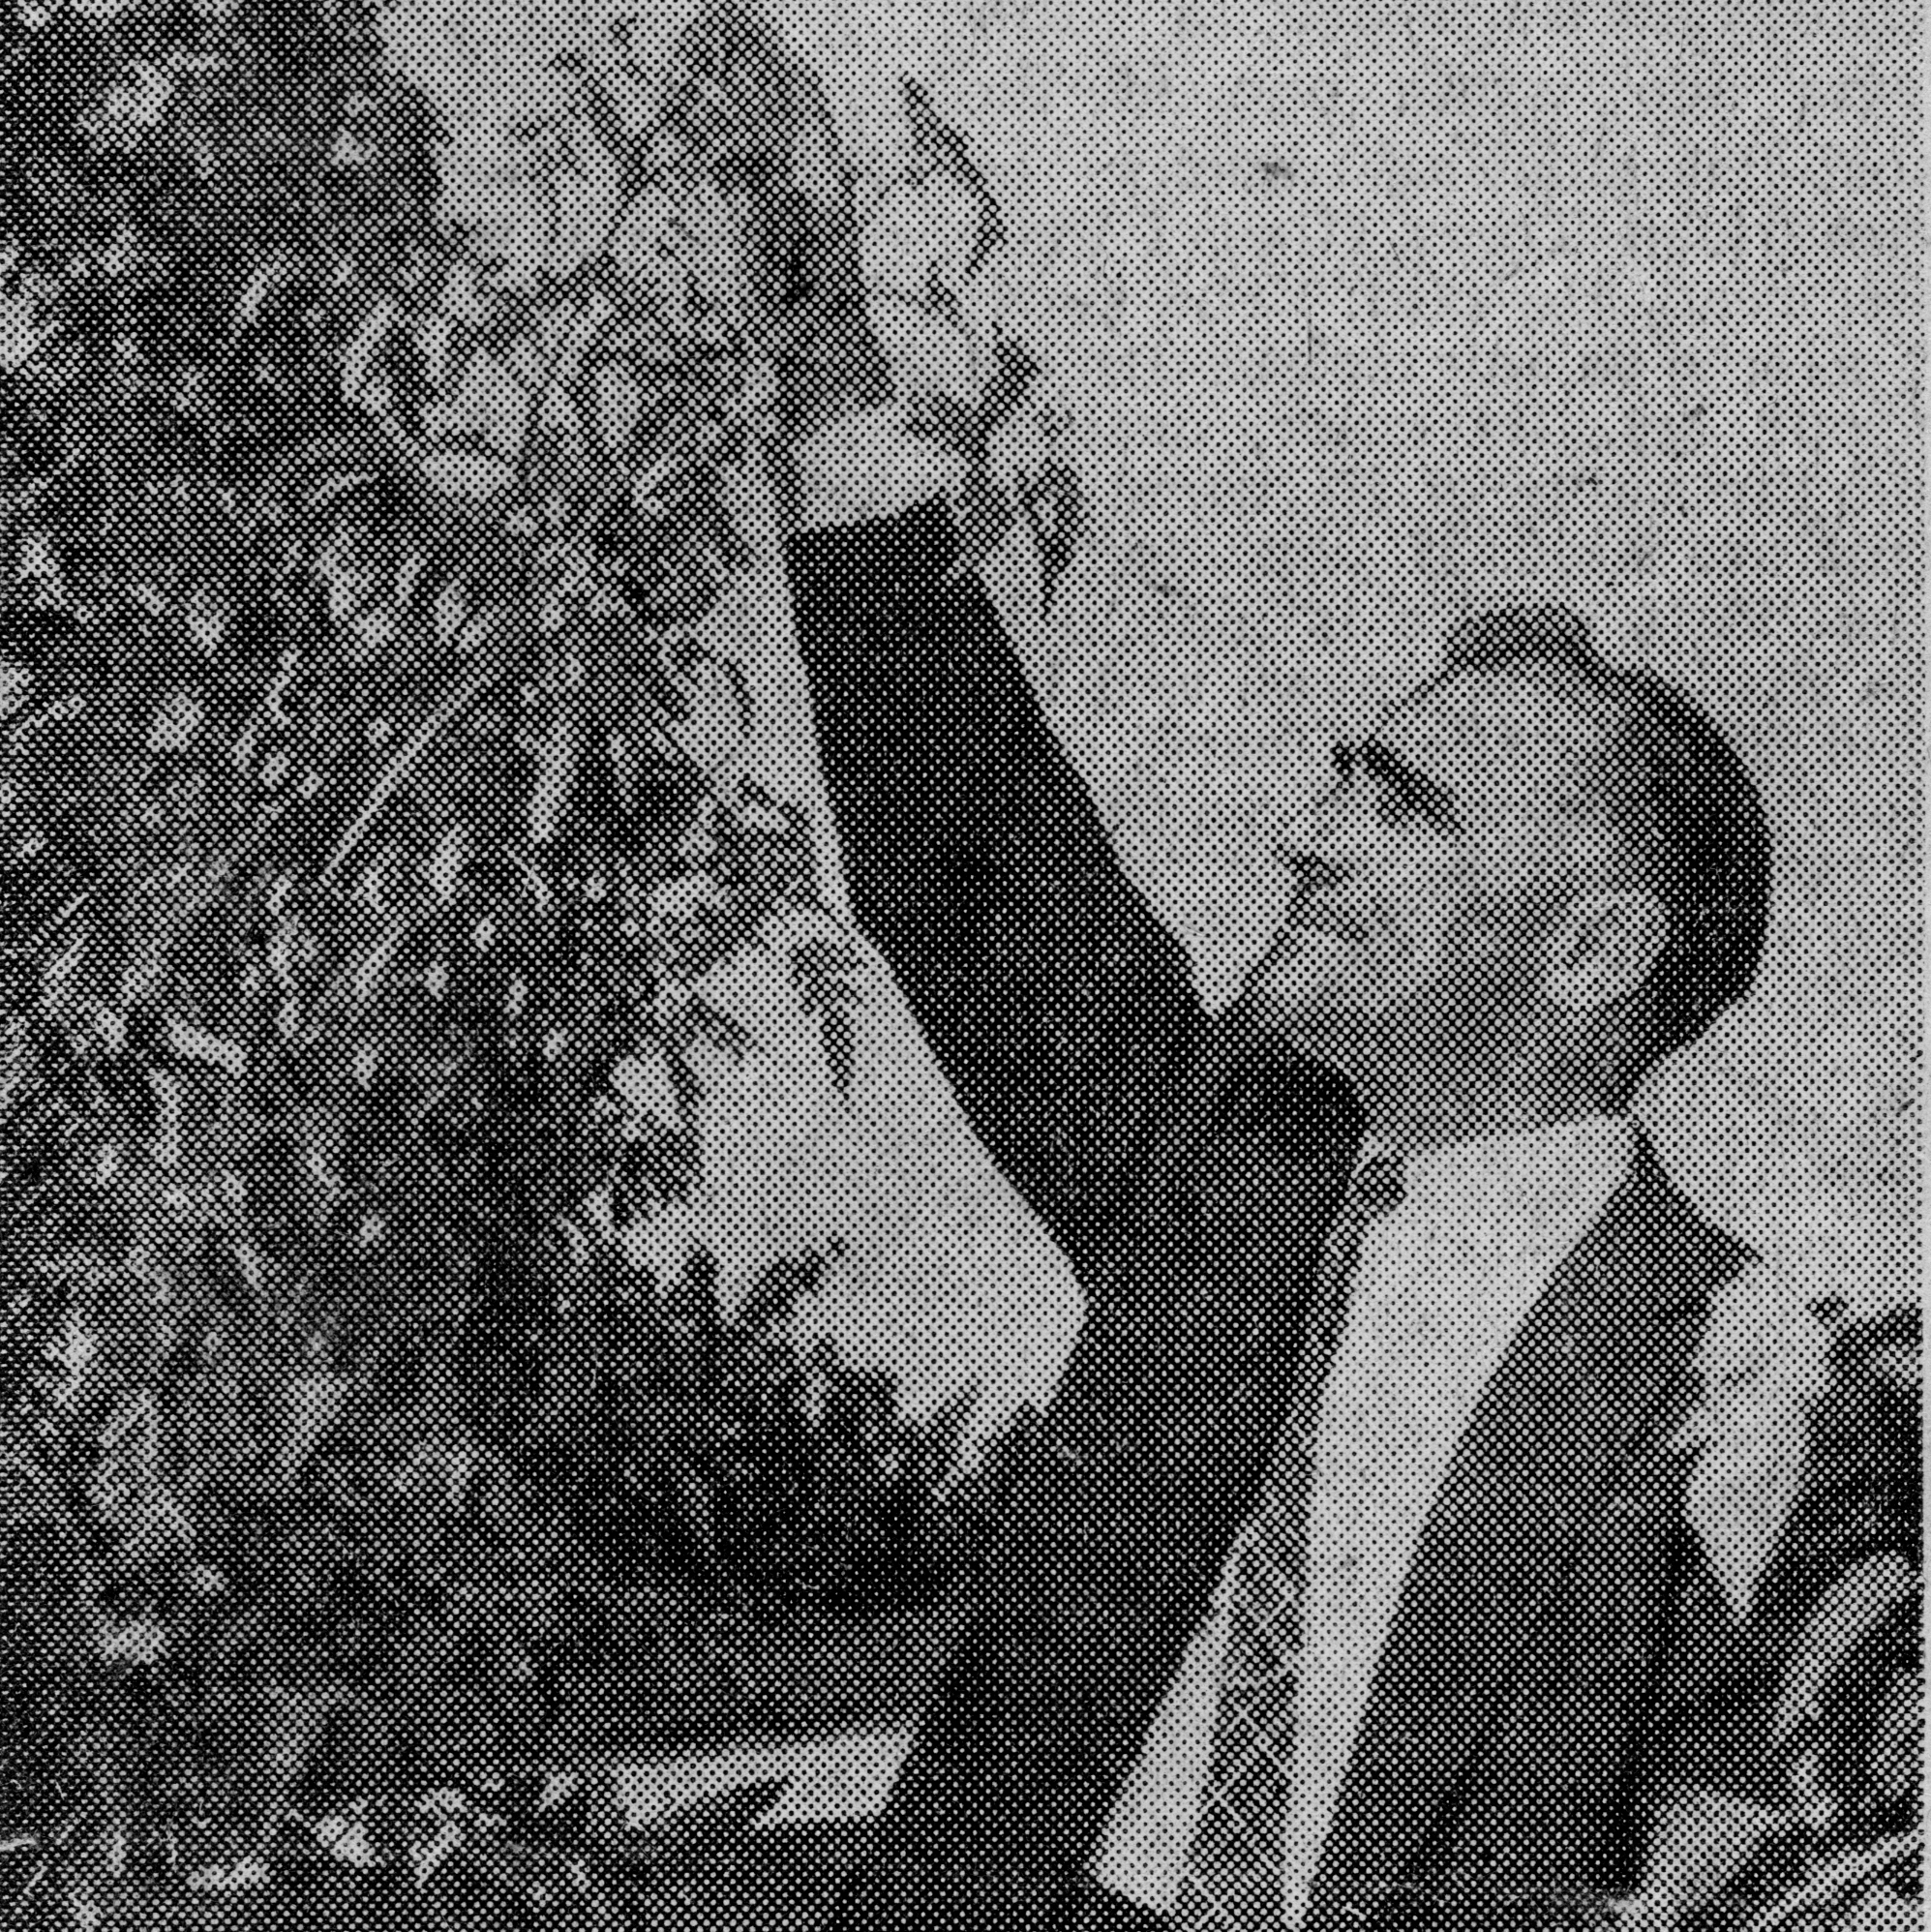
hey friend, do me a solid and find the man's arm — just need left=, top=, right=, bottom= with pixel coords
left=780, top=447, right=1201, bottom=1273
left=659, top=4, right=1205, bottom=1265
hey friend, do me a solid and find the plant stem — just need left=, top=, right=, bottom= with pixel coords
left=319, top=645, right=509, bottom=887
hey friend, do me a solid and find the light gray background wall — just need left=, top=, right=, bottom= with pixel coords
left=390, top=0, right=1920, bottom=1425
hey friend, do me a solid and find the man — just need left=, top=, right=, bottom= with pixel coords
left=672, top=13, right=1790, bottom=1928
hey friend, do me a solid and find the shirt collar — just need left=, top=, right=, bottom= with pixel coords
left=1359, top=1113, right=1637, bottom=1260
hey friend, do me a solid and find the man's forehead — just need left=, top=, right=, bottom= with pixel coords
left=1373, top=666, right=1613, bottom=817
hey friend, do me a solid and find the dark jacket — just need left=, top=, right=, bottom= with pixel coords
left=781, top=498, right=1754, bottom=1932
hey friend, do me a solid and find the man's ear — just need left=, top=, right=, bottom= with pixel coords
left=1543, top=891, right=1671, bottom=1011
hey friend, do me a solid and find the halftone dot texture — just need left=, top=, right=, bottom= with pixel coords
left=1172, top=1154, right=1405, bottom=1932
left=0, top=1, right=1916, bottom=1930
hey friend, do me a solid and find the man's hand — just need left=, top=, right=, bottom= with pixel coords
left=661, top=4, right=893, bottom=445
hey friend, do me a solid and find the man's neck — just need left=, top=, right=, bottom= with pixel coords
left=1346, top=1058, right=1618, bottom=1159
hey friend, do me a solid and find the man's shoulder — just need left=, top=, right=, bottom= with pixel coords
left=1144, top=1018, right=1363, bottom=1232
left=1101, top=1016, right=1362, bottom=1293
left=1591, top=1129, right=1758, bottom=1291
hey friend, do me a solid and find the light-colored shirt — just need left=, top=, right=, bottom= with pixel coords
left=1087, top=1112, right=1640, bottom=1924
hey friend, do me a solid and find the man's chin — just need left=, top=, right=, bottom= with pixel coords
left=1221, top=984, right=1373, bottom=1104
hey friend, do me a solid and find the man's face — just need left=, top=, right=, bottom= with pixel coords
left=1242, top=666, right=1623, bottom=1068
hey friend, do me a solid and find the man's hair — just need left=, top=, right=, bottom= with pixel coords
left=1440, top=605, right=1772, bottom=1073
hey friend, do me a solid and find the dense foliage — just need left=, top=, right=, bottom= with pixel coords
left=0, top=0, right=1037, bottom=1917
left=0, top=1228, right=1025, bottom=1917
left=0, top=0, right=844, bottom=1380
left=528, top=1242, right=1030, bottom=1618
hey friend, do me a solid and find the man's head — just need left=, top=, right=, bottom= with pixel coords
left=1241, top=607, right=1770, bottom=1126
